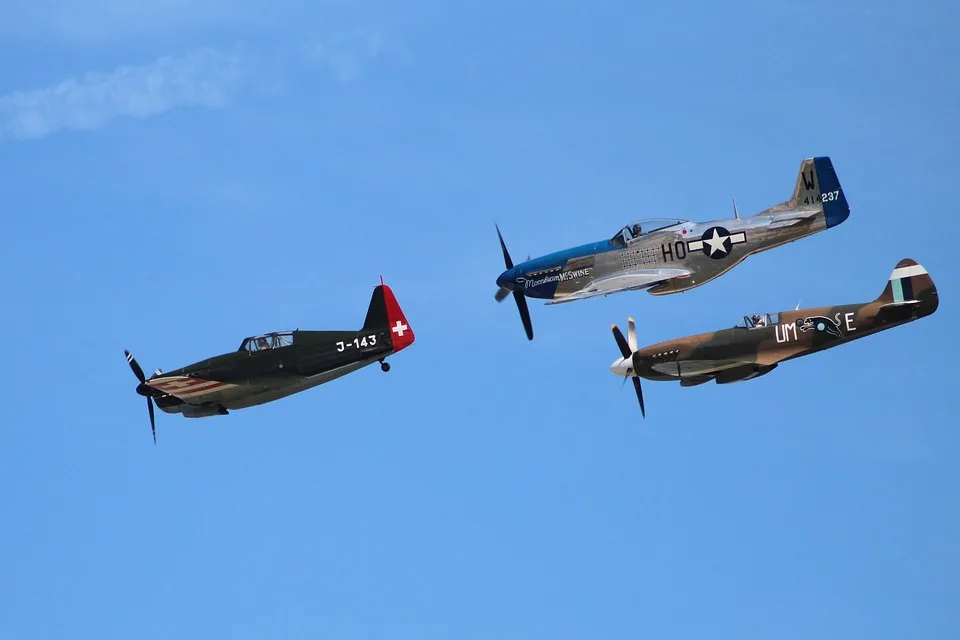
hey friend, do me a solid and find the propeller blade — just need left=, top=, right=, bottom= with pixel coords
left=611, top=325, right=631, bottom=359
left=127, top=350, right=158, bottom=443
left=627, top=317, right=637, bottom=353
left=495, top=224, right=533, bottom=340
left=513, top=290, right=534, bottom=340
left=147, top=397, right=156, bottom=444
left=124, top=349, right=145, bottom=383
left=495, top=223, right=514, bottom=270
left=632, top=377, right=646, bottom=418
left=494, top=287, right=510, bottom=303
left=612, top=325, right=644, bottom=416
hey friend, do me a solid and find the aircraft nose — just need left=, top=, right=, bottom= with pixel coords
left=497, top=268, right=516, bottom=290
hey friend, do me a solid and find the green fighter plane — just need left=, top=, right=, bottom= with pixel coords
left=609, top=258, right=938, bottom=417
left=124, top=280, right=415, bottom=442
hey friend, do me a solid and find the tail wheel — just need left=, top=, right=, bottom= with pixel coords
left=380, top=360, right=391, bottom=372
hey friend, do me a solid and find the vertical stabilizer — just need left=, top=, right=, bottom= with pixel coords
left=362, top=282, right=415, bottom=352
left=757, top=156, right=850, bottom=228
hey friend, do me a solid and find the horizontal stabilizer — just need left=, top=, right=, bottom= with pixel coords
left=878, top=300, right=921, bottom=310
left=764, top=209, right=820, bottom=229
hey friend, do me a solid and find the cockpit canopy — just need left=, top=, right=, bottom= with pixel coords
left=611, top=218, right=688, bottom=247
left=239, top=331, right=295, bottom=352
left=735, top=313, right=781, bottom=329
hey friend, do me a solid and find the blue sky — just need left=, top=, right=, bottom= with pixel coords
left=1, top=0, right=958, bottom=637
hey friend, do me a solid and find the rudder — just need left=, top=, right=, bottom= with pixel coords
left=876, top=258, right=937, bottom=308
left=362, top=281, right=415, bottom=352
left=812, top=157, right=850, bottom=228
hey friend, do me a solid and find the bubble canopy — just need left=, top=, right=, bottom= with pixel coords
left=611, top=218, right=688, bottom=246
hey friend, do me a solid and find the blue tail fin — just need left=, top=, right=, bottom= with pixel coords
left=811, top=156, right=850, bottom=228
left=759, top=156, right=850, bottom=228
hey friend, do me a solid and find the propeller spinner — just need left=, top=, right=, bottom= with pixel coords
left=124, top=350, right=157, bottom=444
left=611, top=318, right=645, bottom=418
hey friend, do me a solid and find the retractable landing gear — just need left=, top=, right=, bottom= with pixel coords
left=379, top=359, right=391, bottom=372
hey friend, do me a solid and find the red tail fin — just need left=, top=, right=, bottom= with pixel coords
left=363, top=282, right=415, bottom=352
left=382, top=284, right=414, bottom=351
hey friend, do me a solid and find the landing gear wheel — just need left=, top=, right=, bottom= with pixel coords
left=380, top=361, right=391, bottom=372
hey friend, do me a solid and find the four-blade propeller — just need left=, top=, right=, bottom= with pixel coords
left=124, top=350, right=157, bottom=444
left=494, top=224, right=534, bottom=341
left=611, top=317, right=645, bottom=418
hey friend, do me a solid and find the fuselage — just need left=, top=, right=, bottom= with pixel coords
left=496, top=207, right=839, bottom=302
left=148, top=328, right=398, bottom=416
left=609, top=284, right=938, bottom=384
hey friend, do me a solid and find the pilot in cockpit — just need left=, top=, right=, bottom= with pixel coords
left=631, top=224, right=642, bottom=238
left=256, top=337, right=270, bottom=351
left=752, top=314, right=766, bottom=328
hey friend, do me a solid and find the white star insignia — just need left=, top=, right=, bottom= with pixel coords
left=703, top=228, right=729, bottom=256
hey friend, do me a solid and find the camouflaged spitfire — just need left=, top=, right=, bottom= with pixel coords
left=124, top=281, right=415, bottom=442
left=494, top=156, right=850, bottom=340
left=609, top=258, right=938, bottom=417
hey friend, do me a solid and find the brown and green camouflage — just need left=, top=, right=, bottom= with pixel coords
left=611, top=258, right=938, bottom=389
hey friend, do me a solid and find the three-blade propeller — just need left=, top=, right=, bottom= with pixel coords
left=494, top=224, right=534, bottom=341
left=611, top=317, right=645, bottom=418
left=124, top=350, right=157, bottom=444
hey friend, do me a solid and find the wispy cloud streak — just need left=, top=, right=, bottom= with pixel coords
left=0, top=47, right=248, bottom=140
left=0, top=28, right=407, bottom=141
left=302, top=28, right=409, bottom=82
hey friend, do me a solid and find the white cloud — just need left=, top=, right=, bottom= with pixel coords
left=302, top=28, right=409, bottom=82
left=0, top=28, right=408, bottom=141
left=0, top=47, right=249, bottom=140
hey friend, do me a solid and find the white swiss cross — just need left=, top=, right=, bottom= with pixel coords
left=391, top=320, right=408, bottom=337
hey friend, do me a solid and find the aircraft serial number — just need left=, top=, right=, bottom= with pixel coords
left=336, top=334, right=377, bottom=352
left=803, top=190, right=841, bottom=205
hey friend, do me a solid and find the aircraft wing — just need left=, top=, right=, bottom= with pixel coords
left=545, top=268, right=690, bottom=305
left=145, top=375, right=249, bottom=405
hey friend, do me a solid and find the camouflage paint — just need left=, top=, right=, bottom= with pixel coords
left=610, top=259, right=938, bottom=386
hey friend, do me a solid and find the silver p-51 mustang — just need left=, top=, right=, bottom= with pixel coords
left=494, top=156, right=850, bottom=340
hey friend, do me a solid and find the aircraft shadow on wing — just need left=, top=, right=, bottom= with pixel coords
left=124, top=280, right=415, bottom=443
left=494, top=156, right=850, bottom=340
left=608, top=258, right=938, bottom=417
